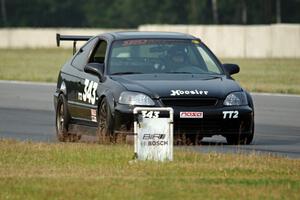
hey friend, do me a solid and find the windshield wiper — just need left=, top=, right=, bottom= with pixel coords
left=165, top=71, right=223, bottom=78
left=110, top=72, right=143, bottom=75
left=166, top=71, right=193, bottom=74
left=201, top=73, right=224, bottom=77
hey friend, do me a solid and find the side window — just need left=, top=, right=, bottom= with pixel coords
left=89, top=40, right=107, bottom=64
left=71, top=38, right=98, bottom=70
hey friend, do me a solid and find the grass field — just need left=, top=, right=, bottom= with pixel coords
left=222, top=58, right=300, bottom=94
left=0, top=140, right=299, bottom=199
left=0, top=48, right=70, bottom=82
left=0, top=48, right=300, bottom=94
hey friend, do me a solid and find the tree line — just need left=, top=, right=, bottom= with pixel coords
left=1, top=0, right=299, bottom=28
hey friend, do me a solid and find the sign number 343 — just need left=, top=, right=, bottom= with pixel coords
left=141, top=111, right=160, bottom=118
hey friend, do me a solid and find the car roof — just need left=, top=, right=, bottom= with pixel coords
left=100, top=31, right=197, bottom=40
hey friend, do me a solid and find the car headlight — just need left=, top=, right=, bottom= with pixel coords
left=118, top=91, right=155, bottom=106
left=224, top=91, right=248, bottom=106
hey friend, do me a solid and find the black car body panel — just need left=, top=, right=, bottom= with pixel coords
left=54, top=31, right=254, bottom=143
left=110, top=74, right=242, bottom=99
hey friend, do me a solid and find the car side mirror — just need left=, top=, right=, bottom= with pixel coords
left=223, top=63, right=240, bottom=75
left=84, top=63, right=104, bottom=79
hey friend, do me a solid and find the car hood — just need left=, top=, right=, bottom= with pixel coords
left=110, top=74, right=242, bottom=99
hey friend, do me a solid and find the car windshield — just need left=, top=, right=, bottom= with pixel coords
left=108, top=39, right=223, bottom=75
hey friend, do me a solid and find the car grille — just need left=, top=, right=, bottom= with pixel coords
left=174, top=117, right=252, bottom=134
left=160, top=98, right=218, bottom=107
left=175, top=118, right=221, bottom=132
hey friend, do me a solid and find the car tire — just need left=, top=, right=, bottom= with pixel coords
left=245, top=122, right=255, bottom=144
left=55, top=94, right=70, bottom=142
left=186, top=134, right=203, bottom=145
left=115, top=125, right=127, bottom=144
left=226, top=122, right=254, bottom=145
left=97, top=97, right=114, bottom=144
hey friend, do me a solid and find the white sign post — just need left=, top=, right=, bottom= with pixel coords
left=133, top=107, right=174, bottom=161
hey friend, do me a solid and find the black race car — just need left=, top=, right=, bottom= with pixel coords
left=54, top=31, right=254, bottom=145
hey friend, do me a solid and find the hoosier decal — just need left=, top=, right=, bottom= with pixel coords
left=170, top=89, right=208, bottom=96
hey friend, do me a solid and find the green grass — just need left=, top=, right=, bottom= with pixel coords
left=0, top=48, right=70, bottom=82
left=0, top=49, right=299, bottom=94
left=222, top=58, right=300, bottom=94
left=0, top=140, right=299, bottom=199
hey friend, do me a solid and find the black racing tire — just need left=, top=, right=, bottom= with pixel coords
left=186, top=134, right=203, bottom=145
left=97, top=97, right=114, bottom=144
left=226, top=122, right=254, bottom=145
left=245, top=121, right=255, bottom=144
left=55, top=94, right=70, bottom=142
left=115, top=126, right=127, bottom=144
left=174, top=133, right=203, bottom=145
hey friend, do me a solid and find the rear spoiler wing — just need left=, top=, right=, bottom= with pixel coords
left=56, top=33, right=92, bottom=55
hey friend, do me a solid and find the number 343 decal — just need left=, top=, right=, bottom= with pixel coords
left=83, top=79, right=98, bottom=104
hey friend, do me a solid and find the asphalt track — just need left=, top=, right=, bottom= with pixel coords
left=0, top=80, right=299, bottom=158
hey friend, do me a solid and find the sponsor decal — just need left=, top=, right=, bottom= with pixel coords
left=78, top=92, right=83, bottom=101
left=180, top=112, right=203, bottom=118
left=147, top=141, right=168, bottom=146
left=141, top=133, right=168, bottom=146
left=122, top=39, right=188, bottom=47
left=170, top=89, right=208, bottom=96
left=223, top=111, right=239, bottom=119
left=91, top=109, right=97, bottom=122
left=192, top=40, right=200, bottom=44
left=143, top=134, right=166, bottom=140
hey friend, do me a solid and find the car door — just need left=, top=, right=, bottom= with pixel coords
left=75, top=38, right=108, bottom=123
left=67, top=37, right=98, bottom=120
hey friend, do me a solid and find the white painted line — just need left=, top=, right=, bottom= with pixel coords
left=251, top=92, right=300, bottom=98
left=0, top=80, right=56, bottom=86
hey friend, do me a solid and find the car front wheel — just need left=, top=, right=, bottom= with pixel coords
left=226, top=122, right=254, bottom=145
left=56, top=94, right=80, bottom=142
left=97, top=97, right=114, bottom=144
left=55, top=94, right=70, bottom=142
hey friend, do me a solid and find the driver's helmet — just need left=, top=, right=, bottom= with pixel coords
left=167, top=46, right=188, bottom=65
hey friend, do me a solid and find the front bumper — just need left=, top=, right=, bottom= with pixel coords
left=114, top=103, right=254, bottom=137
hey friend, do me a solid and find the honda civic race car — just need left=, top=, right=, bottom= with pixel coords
left=54, top=31, right=254, bottom=145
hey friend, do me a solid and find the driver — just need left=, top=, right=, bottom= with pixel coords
left=167, top=46, right=189, bottom=69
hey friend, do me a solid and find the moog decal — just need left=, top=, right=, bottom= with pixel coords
left=180, top=112, right=203, bottom=118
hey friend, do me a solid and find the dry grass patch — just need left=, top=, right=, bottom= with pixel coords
left=0, top=140, right=299, bottom=199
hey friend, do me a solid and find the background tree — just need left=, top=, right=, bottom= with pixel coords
left=0, top=0, right=299, bottom=27
left=1, top=0, right=7, bottom=26
left=211, top=0, right=219, bottom=24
